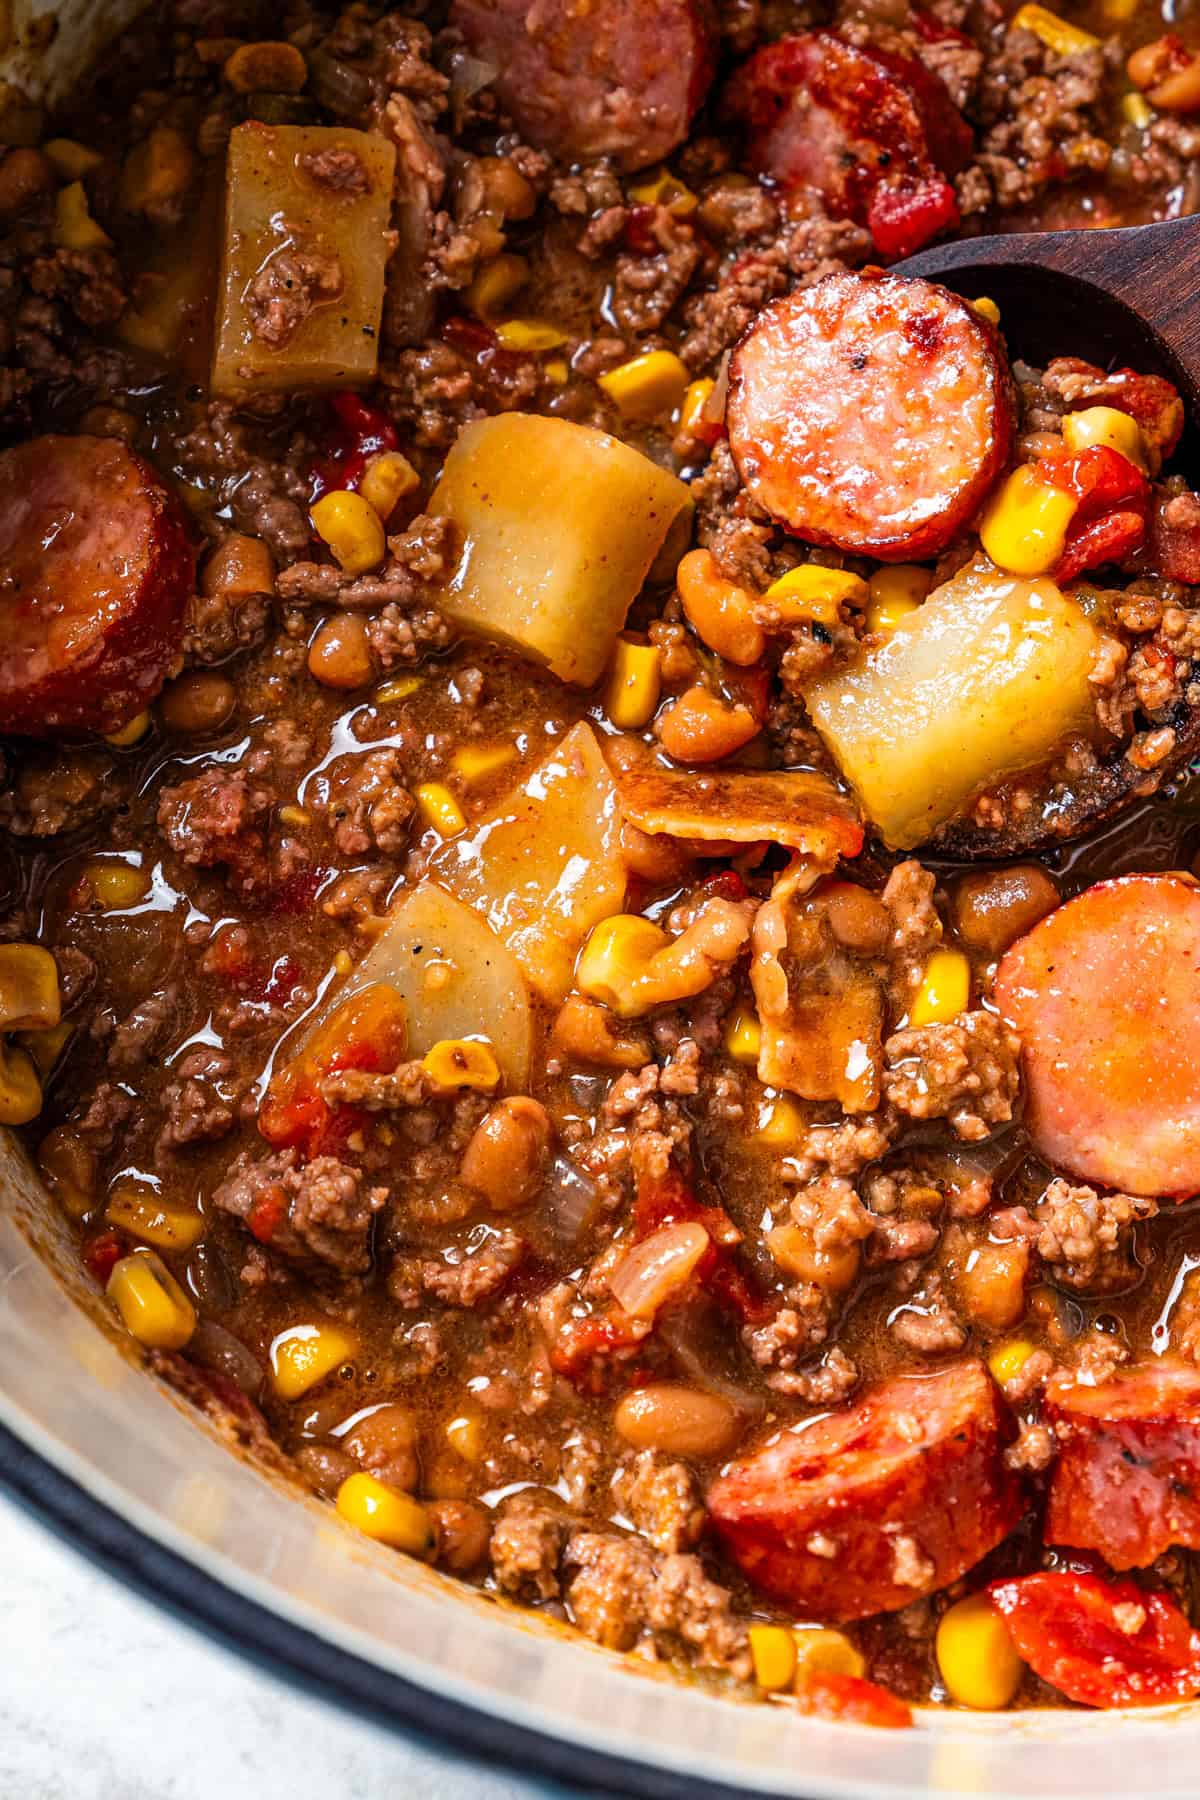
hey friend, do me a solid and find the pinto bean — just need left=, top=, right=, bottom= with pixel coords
left=459, top=1097, right=552, bottom=1210
left=953, top=865, right=1059, bottom=956
left=159, top=670, right=236, bottom=733
left=428, top=1498, right=492, bottom=1572
left=614, top=1382, right=741, bottom=1457
left=342, top=1402, right=420, bottom=1493
left=307, top=611, right=375, bottom=689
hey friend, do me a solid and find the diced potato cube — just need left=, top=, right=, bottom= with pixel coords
left=212, top=123, right=395, bottom=398
left=429, top=414, right=692, bottom=686
left=430, top=721, right=627, bottom=1002
left=804, top=558, right=1101, bottom=850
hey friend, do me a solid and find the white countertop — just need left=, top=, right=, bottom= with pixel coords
left=0, top=1492, right=599, bottom=1800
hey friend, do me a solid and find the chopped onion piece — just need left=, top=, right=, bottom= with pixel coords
left=609, top=1220, right=710, bottom=1320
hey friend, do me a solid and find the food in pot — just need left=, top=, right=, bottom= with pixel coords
left=8, top=0, right=1200, bottom=1728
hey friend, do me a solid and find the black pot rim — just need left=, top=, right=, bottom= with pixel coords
left=0, top=1416, right=798, bottom=1800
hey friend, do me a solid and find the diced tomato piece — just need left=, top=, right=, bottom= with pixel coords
left=1055, top=508, right=1148, bottom=584
left=794, top=1672, right=913, bottom=1729
left=258, top=982, right=409, bottom=1157
left=549, top=1309, right=651, bottom=1385
left=83, top=1229, right=124, bottom=1286
left=1039, top=444, right=1150, bottom=517
left=265, top=866, right=332, bottom=917
left=866, top=176, right=960, bottom=261
left=246, top=1185, right=288, bottom=1245
left=309, top=391, right=399, bottom=501
left=989, top=1571, right=1200, bottom=1708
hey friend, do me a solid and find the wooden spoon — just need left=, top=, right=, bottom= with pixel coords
left=900, top=215, right=1200, bottom=461
left=897, top=217, right=1200, bottom=860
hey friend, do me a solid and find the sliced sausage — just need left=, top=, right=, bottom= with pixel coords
left=450, top=0, right=717, bottom=173
left=995, top=874, right=1200, bottom=1199
left=707, top=1360, right=1022, bottom=1621
left=1045, top=1361, right=1200, bottom=1570
left=727, top=272, right=1015, bottom=560
left=724, top=31, right=972, bottom=258
left=0, top=435, right=194, bottom=737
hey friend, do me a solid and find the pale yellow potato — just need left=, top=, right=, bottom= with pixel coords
left=804, top=558, right=1101, bottom=850
left=339, top=883, right=532, bottom=1089
left=429, top=414, right=692, bottom=686
left=212, top=123, right=395, bottom=398
left=431, top=721, right=626, bottom=1002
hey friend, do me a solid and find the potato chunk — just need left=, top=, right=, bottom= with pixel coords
left=429, top=414, right=692, bottom=686
left=431, top=721, right=626, bottom=1001
left=804, top=558, right=1101, bottom=849
left=212, top=123, right=395, bottom=398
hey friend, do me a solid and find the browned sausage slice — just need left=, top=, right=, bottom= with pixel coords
left=995, top=874, right=1200, bottom=1199
left=727, top=272, right=1015, bottom=560
left=1045, top=1362, right=1200, bottom=1570
left=450, top=0, right=717, bottom=173
left=0, top=434, right=194, bottom=737
left=707, top=1360, right=1022, bottom=1621
left=724, top=31, right=972, bottom=259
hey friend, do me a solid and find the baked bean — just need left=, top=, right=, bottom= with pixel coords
left=953, top=865, right=1060, bottom=956
left=297, top=1442, right=356, bottom=1499
left=342, top=1401, right=420, bottom=1492
left=478, top=155, right=537, bottom=220
left=767, top=1221, right=861, bottom=1294
left=428, top=1498, right=492, bottom=1572
left=1127, top=34, right=1185, bottom=89
left=159, top=670, right=236, bottom=733
left=823, top=881, right=890, bottom=955
left=613, top=1382, right=741, bottom=1457
left=657, top=686, right=760, bottom=763
left=0, top=148, right=53, bottom=215
left=1149, top=55, right=1200, bottom=111
left=957, top=1240, right=1029, bottom=1331
left=223, top=41, right=308, bottom=93
left=201, top=532, right=274, bottom=598
left=307, top=611, right=375, bottom=689
left=460, top=1096, right=553, bottom=1210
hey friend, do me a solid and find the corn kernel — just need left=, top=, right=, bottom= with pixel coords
left=80, top=859, right=151, bottom=911
left=465, top=252, right=529, bottom=320
left=278, top=804, right=311, bottom=829
left=18, top=1020, right=72, bottom=1077
left=422, top=1037, right=501, bottom=1092
left=333, top=949, right=354, bottom=977
left=336, top=1472, right=435, bottom=1553
left=415, top=782, right=466, bottom=837
left=724, top=1008, right=762, bottom=1065
left=105, top=709, right=151, bottom=747
left=599, top=350, right=690, bottom=420
left=310, top=489, right=386, bottom=576
left=359, top=450, right=420, bottom=523
left=764, top=565, right=869, bottom=627
left=0, top=943, right=61, bottom=1033
left=445, top=1412, right=484, bottom=1461
left=605, top=639, right=663, bottom=730
left=866, top=564, right=934, bottom=635
left=544, top=358, right=569, bottom=386
left=989, top=1337, right=1035, bottom=1385
left=494, top=318, right=567, bottom=353
left=375, top=674, right=421, bottom=704
left=910, top=948, right=971, bottom=1027
left=1061, top=404, right=1146, bottom=471
left=979, top=464, right=1078, bottom=577
left=54, top=180, right=112, bottom=250
left=753, top=1093, right=806, bottom=1149
left=679, top=376, right=716, bottom=437
left=1011, top=3, right=1099, bottom=53
left=452, top=743, right=518, bottom=785
left=43, top=137, right=102, bottom=179
left=270, top=1322, right=357, bottom=1399
left=120, top=126, right=194, bottom=215
left=0, top=1043, right=42, bottom=1126
left=1122, top=89, right=1155, bottom=126
left=627, top=170, right=697, bottom=214
left=576, top=915, right=667, bottom=1015
left=1104, top=0, right=1139, bottom=17
left=107, top=1252, right=196, bottom=1350
left=749, top=1624, right=797, bottom=1692
left=106, top=1185, right=206, bottom=1252
left=793, top=1628, right=866, bottom=1684
left=972, top=296, right=1002, bottom=327
left=936, top=1593, right=1025, bottom=1709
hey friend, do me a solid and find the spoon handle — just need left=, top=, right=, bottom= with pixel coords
left=901, top=214, right=1200, bottom=414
